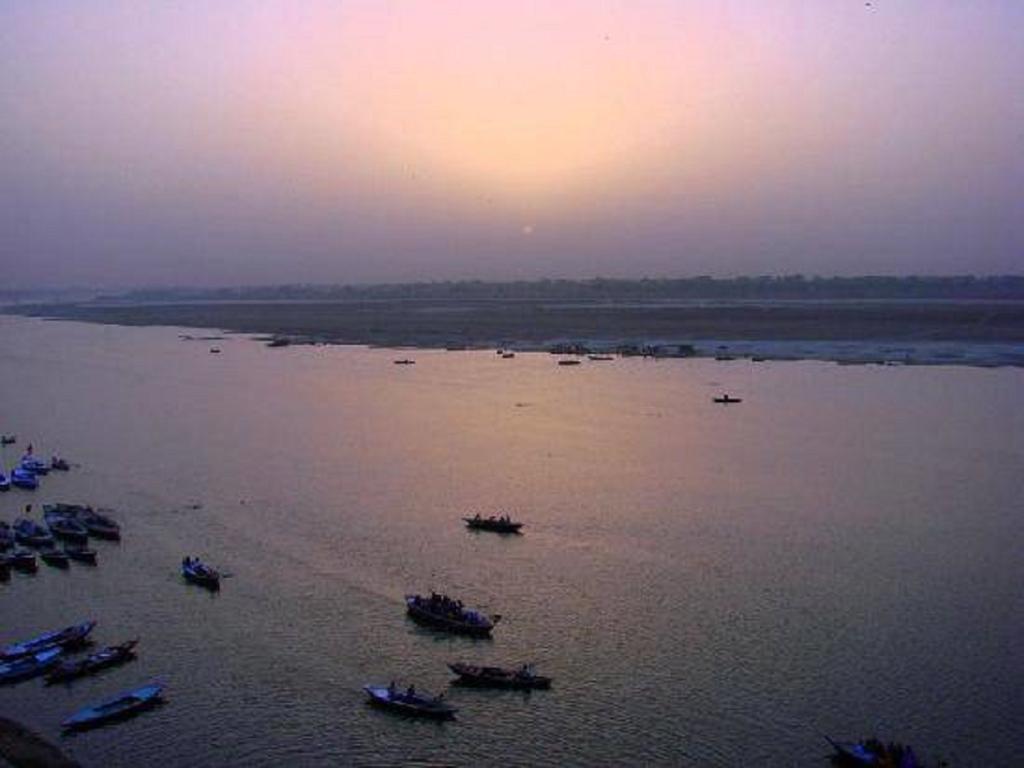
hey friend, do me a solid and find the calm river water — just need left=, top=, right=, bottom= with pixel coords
left=0, top=316, right=1021, bottom=766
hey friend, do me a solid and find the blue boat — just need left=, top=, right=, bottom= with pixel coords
left=10, top=468, right=37, bottom=490
left=1, top=620, right=96, bottom=661
left=0, top=648, right=62, bottom=685
left=9, top=548, right=37, bottom=572
left=43, top=509, right=89, bottom=544
left=364, top=684, right=457, bottom=719
left=62, top=682, right=164, bottom=731
left=20, top=457, right=49, bottom=476
left=0, top=472, right=10, bottom=492
left=13, top=518, right=54, bottom=548
left=181, top=557, right=220, bottom=590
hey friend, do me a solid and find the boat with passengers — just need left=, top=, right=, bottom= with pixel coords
left=405, top=593, right=499, bottom=637
left=364, top=683, right=457, bottom=719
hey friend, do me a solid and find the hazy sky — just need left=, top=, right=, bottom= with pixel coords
left=2, top=1, right=1022, bottom=288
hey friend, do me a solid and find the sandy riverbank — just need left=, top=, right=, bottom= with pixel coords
left=5, top=299, right=1024, bottom=366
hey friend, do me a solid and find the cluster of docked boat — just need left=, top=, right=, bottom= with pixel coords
left=365, top=512, right=547, bottom=719
left=0, top=619, right=160, bottom=730
left=0, top=504, right=121, bottom=580
left=0, top=442, right=70, bottom=492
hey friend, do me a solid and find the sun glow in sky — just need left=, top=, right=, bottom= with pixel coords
left=1, top=1, right=1022, bottom=286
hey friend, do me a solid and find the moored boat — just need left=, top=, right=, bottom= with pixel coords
left=405, top=593, right=498, bottom=637
left=825, top=736, right=934, bottom=767
left=44, top=510, right=89, bottom=544
left=181, top=556, right=220, bottom=590
left=13, top=518, right=55, bottom=548
left=9, top=548, right=37, bottom=573
left=10, top=468, right=37, bottom=490
left=40, top=547, right=70, bottom=569
left=46, top=639, right=139, bottom=685
left=65, top=545, right=98, bottom=564
left=77, top=508, right=121, bottom=540
left=363, top=684, right=457, bottom=719
left=463, top=514, right=524, bottom=534
left=557, top=359, right=581, bottom=366
left=20, top=456, right=49, bottom=475
left=448, top=662, right=551, bottom=690
left=0, top=648, right=62, bottom=685
left=62, top=682, right=164, bottom=731
left=1, top=620, right=97, bottom=661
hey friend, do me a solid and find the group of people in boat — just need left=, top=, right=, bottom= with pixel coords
left=414, top=592, right=467, bottom=617
left=470, top=513, right=514, bottom=524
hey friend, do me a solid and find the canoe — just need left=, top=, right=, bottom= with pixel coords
left=47, top=639, right=139, bottom=685
left=40, top=548, right=70, bottom=569
left=65, top=545, right=98, bottom=565
left=44, top=513, right=89, bottom=544
left=1, top=620, right=97, bottom=661
left=463, top=517, right=524, bottom=534
left=0, top=648, right=62, bottom=685
left=9, top=549, right=37, bottom=573
left=182, top=558, right=220, bottom=590
left=448, top=662, right=551, bottom=690
left=405, top=594, right=498, bottom=637
left=363, top=685, right=457, bottom=719
left=13, top=519, right=55, bottom=548
left=62, top=682, right=164, bottom=731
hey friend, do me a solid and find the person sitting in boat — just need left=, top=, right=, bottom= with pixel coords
left=406, top=685, right=415, bottom=698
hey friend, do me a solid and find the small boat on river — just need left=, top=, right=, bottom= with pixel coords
left=13, top=518, right=55, bottom=548
left=62, top=682, right=164, bottom=731
left=44, top=510, right=89, bottom=544
left=405, top=593, right=499, bottom=637
left=557, top=359, right=581, bottom=366
left=47, top=639, right=138, bottom=685
left=0, top=648, right=62, bottom=685
left=1, top=620, right=96, bottom=661
left=50, top=456, right=70, bottom=471
left=464, top=514, right=524, bottom=534
left=10, top=468, right=38, bottom=490
left=40, top=547, right=70, bottom=569
left=65, top=544, right=98, bottom=564
left=448, top=662, right=551, bottom=690
left=363, top=684, right=457, bottom=720
left=20, top=456, right=49, bottom=475
left=47, top=504, right=121, bottom=540
left=712, top=395, right=742, bottom=404
left=182, top=556, right=220, bottom=590
left=393, top=358, right=416, bottom=365
left=9, top=548, right=37, bottom=573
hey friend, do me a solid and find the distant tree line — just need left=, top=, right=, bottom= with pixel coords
left=108, top=275, right=1024, bottom=303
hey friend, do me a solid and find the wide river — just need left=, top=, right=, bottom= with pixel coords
left=1, top=316, right=1021, bottom=767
